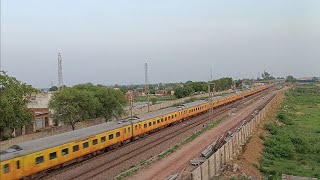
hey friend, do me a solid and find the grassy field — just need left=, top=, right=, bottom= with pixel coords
left=260, top=85, right=320, bottom=179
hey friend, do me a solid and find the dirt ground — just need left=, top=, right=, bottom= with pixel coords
left=221, top=90, right=286, bottom=180
left=128, top=92, right=277, bottom=180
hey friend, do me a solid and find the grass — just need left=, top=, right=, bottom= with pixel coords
left=115, top=117, right=225, bottom=180
left=260, top=84, right=320, bottom=179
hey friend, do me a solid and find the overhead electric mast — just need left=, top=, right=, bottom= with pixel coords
left=144, top=62, right=150, bottom=112
left=58, top=53, right=64, bottom=90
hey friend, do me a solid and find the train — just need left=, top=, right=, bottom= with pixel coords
left=0, top=86, right=270, bottom=180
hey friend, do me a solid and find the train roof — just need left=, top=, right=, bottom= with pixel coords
left=0, top=121, right=131, bottom=161
left=135, top=107, right=182, bottom=122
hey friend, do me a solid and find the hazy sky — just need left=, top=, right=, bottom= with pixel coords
left=1, top=0, right=320, bottom=88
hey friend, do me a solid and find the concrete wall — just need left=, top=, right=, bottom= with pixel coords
left=190, top=92, right=281, bottom=180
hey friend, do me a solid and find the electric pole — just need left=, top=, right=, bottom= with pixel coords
left=208, top=68, right=215, bottom=122
left=58, top=53, right=64, bottom=90
left=144, top=62, right=150, bottom=112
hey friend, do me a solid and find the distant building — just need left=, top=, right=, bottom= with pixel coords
left=125, top=90, right=134, bottom=101
left=29, top=108, right=51, bottom=132
left=28, top=92, right=53, bottom=109
left=253, top=82, right=265, bottom=87
left=296, top=77, right=317, bottom=83
left=155, top=90, right=166, bottom=96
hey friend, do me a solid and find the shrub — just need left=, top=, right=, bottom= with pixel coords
left=264, top=123, right=278, bottom=135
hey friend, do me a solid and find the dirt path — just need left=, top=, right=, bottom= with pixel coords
left=128, top=92, right=277, bottom=180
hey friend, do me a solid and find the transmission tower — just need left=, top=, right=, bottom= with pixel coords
left=144, top=62, right=150, bottom=112
left=58, top=53, right=64, bottom=90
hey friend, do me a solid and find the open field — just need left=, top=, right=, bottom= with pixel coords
left=261, top=85, right=320, bottom=179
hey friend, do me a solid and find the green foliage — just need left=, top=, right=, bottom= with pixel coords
left=235, top=79, right=243, bottom=90
left=260, top=85, right=320, bottom=179
left=211, top=77, right=233, bottom=91
left=174, top=86, right=195, bottom=98
left=261, top=71, right=275, bottom=80
left=49, top=86, right=58, bottom=91
left=49, top=83, right=127, bottom=130
left=0, top=72, right=36, bottom=139
left=285, top=75, right=296, bottom=83
left=150, top=97, right=157, bottom=105
left=264, top=122, right=278, bottom=135
left=49, top=88, right=100, bottom=130
left=185, top=81, right=208, bottom=92
left=73, top=83, right=127, bottom=122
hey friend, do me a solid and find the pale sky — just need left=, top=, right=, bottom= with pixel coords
left=1, top=0, right=320, bottom=88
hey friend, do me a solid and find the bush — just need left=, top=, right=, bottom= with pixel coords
left=277, top=112, right=293, bottom=125
left=264, top=123, right=278, bottom=135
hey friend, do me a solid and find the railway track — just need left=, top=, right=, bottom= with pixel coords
left=42, top=88, right=271, bottom=180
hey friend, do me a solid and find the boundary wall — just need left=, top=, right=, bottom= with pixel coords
left=190, top=92, right=281, bottom=180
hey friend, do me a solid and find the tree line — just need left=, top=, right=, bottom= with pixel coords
left=173, top=77, right=243, bottom=98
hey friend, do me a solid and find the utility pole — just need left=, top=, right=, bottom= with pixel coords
left=57, top=53, right=64, bottom=90
left=144, top=62, right=150, bottom=112
left=208, top=68, right=215, bottom=122
left=129, top=91, right=134, bottom=118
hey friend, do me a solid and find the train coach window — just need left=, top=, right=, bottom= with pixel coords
left=62, top=148, right=69, bottom=156
left=116, top=132, right=120, bottom=137
left=16, top=160, right=20, bottom=169
left=109, top=134, right=114, bottom=140
left=135, top=125, right=138, bottom=130
left=101, top=136, right=106, bottom=142
left=3, top=164, right=10, bottom=174
left=161, top=118, right=164, bottom=122
left=144, top=124, right=147, bottom=128
left=157, top=120, right=160, bottom=124
left=93, top=139, right=98, bottom=145
left=128, top=127, right=131, bottom=133
left=49, top=152, right=57, bottom=160
left=124, top=128, right=127, bottom=134
left=83, top=142, right=89, bottom=149
left=36, top=156, right=44, bottom=164
left=153, top=121, right=156, bottom=125
left=175, top=114, right=177, bottom=118
left=73, top=145, right=79, bottom=152
left=149, top=122, right=152, bottom=126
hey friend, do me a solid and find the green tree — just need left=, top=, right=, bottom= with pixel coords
left=285, top=75, right=296, bottom=83
left=150, top=97, right=157, bottom=105
left=235, top=80, right=243, bottom=89
left=187, top=81, right=208, bottom=92
left=212, top=77, right=233, bottom=91
left=73, top=83, right=128, bottom=122
left=174, top=86, right=195, bottom=98
left=261, top=71, right=275, bottom=80
left=49, top=86, right=58, bottom=91
left=49, top=88, right=100, bottom=130
left=0, top=72, right=36, bottom=139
